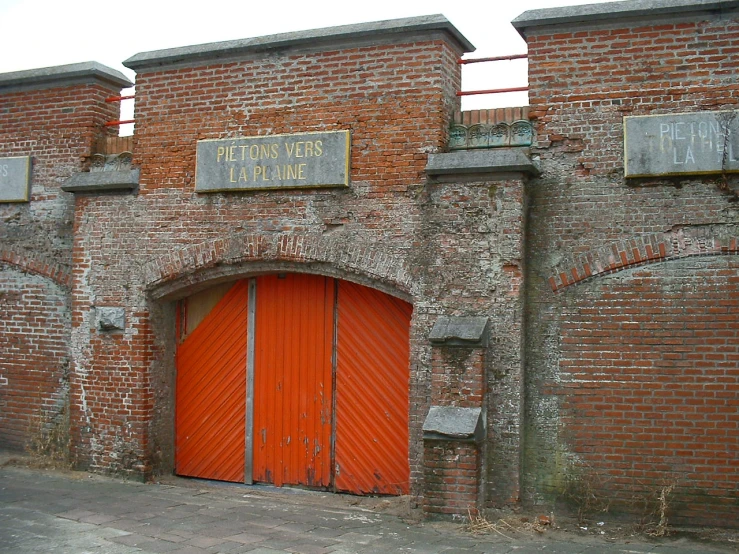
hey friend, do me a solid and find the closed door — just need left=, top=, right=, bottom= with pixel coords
left=175, top=274, right=412, bottom=495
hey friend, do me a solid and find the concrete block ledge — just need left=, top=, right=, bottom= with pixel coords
left=426, top=148, right=540, bottom=177
left=62, top=169, right=139, bottom=193
left=513, top=0, right=739, bottom=37
left=429, top=316, right=489, bottom=347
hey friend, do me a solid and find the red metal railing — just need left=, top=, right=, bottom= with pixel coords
left=105, top=95, right=135, bottom=127
left=457, top=54, right=528, bottom=97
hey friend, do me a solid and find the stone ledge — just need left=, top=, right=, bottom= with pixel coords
left=62, top=169, right=139, bottom=193
left=124, top=15, right=474, bottom=71
left=513, top=0, right=739, bottom=37
left=429, top=316, right=489, bottom=347
left=426, top=148, right=540, bottom=177
left=0, top=62, right=132, bottom=93
left=423, top=406, right=483, bottom=442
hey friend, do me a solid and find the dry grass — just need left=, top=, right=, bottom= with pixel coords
left=642, top=483, right=676, bottom=538
left=560, top=460, right=610, bottom=524
left=466, top=509, right=551, bottom=538
left=25, top=403, right=72, bottom=470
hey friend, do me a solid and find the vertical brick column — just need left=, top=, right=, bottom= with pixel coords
left=423, top=316, right=488, bottom=517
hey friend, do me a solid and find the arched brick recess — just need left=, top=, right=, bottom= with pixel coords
left=142, top=231, right=417, bottom=301
left=553, top=255, right=739, bottom=525
left=0, top=265, right=71, bottom=450
left=547, top=227, right=739, bottom=292
left=0, top=248, right=72, bottom=289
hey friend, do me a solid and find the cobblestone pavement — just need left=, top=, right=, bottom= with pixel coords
left=1, top=464, right=736, bottom=554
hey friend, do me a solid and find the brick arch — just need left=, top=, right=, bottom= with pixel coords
left=0, top=248, right=72, bottom=288
left=548, top=227, right=739, bottom=292
left=142, top=231, right=418, bottom=300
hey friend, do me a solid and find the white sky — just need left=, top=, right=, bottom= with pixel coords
left=0, top=0, right=613, bottom=120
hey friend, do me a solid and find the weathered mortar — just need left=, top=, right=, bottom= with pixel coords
left=0, top=63, right=131, bottom=454
left=516, top=0, right=739, bottom=525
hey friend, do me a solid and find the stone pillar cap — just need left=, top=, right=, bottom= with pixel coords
left=429, top=316, right=489, bottom=347
left=423, top=406, right=483, bottom=442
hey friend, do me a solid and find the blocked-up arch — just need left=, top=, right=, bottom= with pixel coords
left=0, top=247, right=72, bottom=288
left=553, top=255, right=739, bottom=524
left=547, top=228, right=739, bottom=292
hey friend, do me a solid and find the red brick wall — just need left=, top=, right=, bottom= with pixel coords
left=132, top=42, right=460, bottom=193
left=431, top=348, right=485, bottom=407
left=0, top=82, right=120, bottom=453
left=69, top=37, right=473, bottom=488
left=0, top=269, right=70, bottom=450
left=523, top=11, right=739, bottom=526
left=424, top=442, right=480, bottom=516
left=557, top=258, right=739, bottom=525
left=529, top=18, right=739, bottom=178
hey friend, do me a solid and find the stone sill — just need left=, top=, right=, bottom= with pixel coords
left=426, top=148, right=540, bottom=177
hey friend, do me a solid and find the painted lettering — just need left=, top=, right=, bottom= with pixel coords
left=248, top=143, right=279, bottom=160
left=659, top=123, right=672, bottom=153
left=685, top=146, right=695, bottom=164
left=229, top=167, right=250, bottom=182
left=285, top=140, right=322, bottom=158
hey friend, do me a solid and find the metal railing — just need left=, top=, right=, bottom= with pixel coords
left=457, top=54, right=528, bottom=97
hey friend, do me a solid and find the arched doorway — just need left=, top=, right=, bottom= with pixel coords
left=175, top=274, right=412, bottom=495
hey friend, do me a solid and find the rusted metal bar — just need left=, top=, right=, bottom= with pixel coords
left=457, top=86, right=529, bottom=97
left=458, top=54, right=528, bottom=64
left=105, top=95, right=135, bottom=102
left=104, top=119, right=135, bottom=127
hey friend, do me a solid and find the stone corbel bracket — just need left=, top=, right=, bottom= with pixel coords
left=62, top=168, right=139, bottom=193
left=96, top=306, right=125, bottom=331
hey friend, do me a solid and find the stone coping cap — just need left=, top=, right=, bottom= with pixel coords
left=512, top=0, right=739, bottom=37
left=426, top=148, right=540, bottom=177
left=124, top=14, right=474, bottom=71
left=429, top=316, right=489, bottom=347
left=0, top=61, right=132, bottom=93
left=423, top=406, right=483, bottom=442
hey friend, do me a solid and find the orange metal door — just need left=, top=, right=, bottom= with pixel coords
left=334, top=281, right=413, bottom=494
left=175, top=280, right=248, bottom=482
left=252, top=274, right=335, bottom=488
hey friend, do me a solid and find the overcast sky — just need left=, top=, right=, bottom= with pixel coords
left=0, top=0, right=613, bottom=114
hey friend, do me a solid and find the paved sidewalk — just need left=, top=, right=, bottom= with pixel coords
left=0, top=465, right=736, bottom=554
